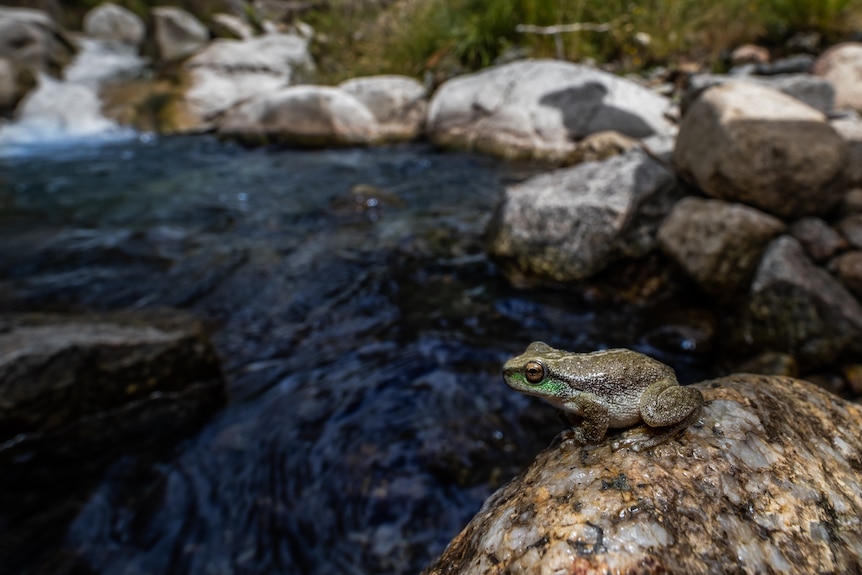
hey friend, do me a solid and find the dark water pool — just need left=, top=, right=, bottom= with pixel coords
left=0, top=136, right=714, bottom=574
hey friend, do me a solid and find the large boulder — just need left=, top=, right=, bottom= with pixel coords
left=423, top=375, right=862, bottom=575
left=0, top=310, right=225, bottom=453
left=427, top=59, right=674, bottom=163
left=0, top=7, right=74, bottom=75
left=658, top=197, right=785, bottom=300
left=486, top=149, right=676, bottom=283
left=152, top=6, right=210, bottom=62
left=812, top=42, right=862, bottom=112
left=218, top=84, right=379, bottom=146
left=338, top=75, right=427, bottom=141
left=82, top=3, right=145, bottom=47
left=675, top=82, right=848, bottom=219
left=744, top=235, right=862, bottom=367
left=178, top=33, right=313, bottom=131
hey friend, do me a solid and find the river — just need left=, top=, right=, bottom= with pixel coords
left=0, top=135, right=714, bottom=574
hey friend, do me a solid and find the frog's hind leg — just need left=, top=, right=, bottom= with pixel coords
left=610, top=379, right=704, bottom=452
left=639, top=378, right=703, bottom=427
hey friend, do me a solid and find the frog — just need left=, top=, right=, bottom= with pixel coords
left=503, top=341, right=703, bottom=451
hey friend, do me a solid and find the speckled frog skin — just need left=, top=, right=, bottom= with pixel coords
left=503, top=341, right=703, bottom=449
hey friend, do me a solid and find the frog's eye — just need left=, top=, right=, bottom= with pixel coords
left=524, top=361, right=545, bottom=384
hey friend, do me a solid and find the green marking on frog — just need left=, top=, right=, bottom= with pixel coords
left=503, top=341, right=704, bottom=451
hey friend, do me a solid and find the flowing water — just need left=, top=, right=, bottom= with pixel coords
left=0, top=38, right=143, bottom=152
left=0, top=135, right=715, bottom=574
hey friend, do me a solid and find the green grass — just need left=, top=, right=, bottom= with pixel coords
left=305, top=0, right=862, bottom=83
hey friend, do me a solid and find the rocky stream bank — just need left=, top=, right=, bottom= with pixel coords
left=2, top=2, right=862, bottom=574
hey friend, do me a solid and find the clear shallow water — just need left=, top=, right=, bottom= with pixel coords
left=0, top=136, right=713, bottom=574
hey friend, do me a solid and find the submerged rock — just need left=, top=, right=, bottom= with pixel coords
left=423, top=374, right=862, bottom=574
left=486, top=149, right=676, bottom=283
left=675, top=82, right=847, bottom=219
left=427, top=59, right=674, bottom=163
left=0, top=309, right=225, bottom=454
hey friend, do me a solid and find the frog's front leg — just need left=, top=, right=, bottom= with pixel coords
left=639, top=378, right=703, bottom=427
left=561, top=393, right=610, bottom=445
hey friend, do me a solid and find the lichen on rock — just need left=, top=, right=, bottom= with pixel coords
left=422, top=375, right=862, bottom=574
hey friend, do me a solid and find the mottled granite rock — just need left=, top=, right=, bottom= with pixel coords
left=838, top=214, right=862, bottom=249
left=833, top=251, right=862, bottom=299
left=82, top=3, right=145, bottom=47
left=675, top=83, right=847, bottom=218
left=338, top=75, right=427, bottom=141
left=658, top=197, right=785, bottom=300
left=427, top=59, right=674, bottom=163
left=152, top=6, right=209, bottom=62
left=422, top=375, right=862, bottom=575
left=830, top=115, right=862, bottom=186
left=218, top=84, right=379, bottom=146
left=486, top=149, right=676, bottom=283
left=745, top=236, right=862, bottom=367
left=789, top=216, right=847, bottom=262
left=813, top=42, right=862, bottom=112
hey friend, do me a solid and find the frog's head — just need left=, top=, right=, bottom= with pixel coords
left=502, top=341, right=571, bottom=402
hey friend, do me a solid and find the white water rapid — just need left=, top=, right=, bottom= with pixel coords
left=0, top=37, right=145, bottom=154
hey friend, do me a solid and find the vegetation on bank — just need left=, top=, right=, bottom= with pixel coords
left=17, top=0, right=862, bottom=82
left=306, top=0, right=862, bottom=82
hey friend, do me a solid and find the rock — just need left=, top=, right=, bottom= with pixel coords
left=179, top=33, right=313, bottom=130
left=754, top=54, right=814, bottom=75
left=736, top=351, right=799, bottom=377
left=0, top=6, right=74, bottom=74
left=0, top=57, right=17, bottom=113
left=832, top=251, right=862, bottom=299
left=745, top=235, right=862, bottom=367
left=813, top=42, right=862, bottom=112
left=831, top=115, right=862, bottom=186
left=211, top=12, right=254, bottom=39
left=218, top=84, right=379, bottom=146
left=838, top=214, right=862, bottom=249
left=675, top=83, right=847, bottom=219
left=658, top=197, right=785, bottom=300
left=0, top=310, right=225, bottom=448
left=789, top=217, right=847, bottom=262
left=843, top=188, right=862, bottom=213
left=682, top=73, right=835, bottom=115
left=338, top=75, right=427, bottom=141
left=423, top=375, right=862, bottom=575
left=82, top=3, right=145, bottom=47
left=486, top=149, right=676, bottom=283
left=570, top=130, right=639, bottom=164
left=152, top=6, right=210, bottom=62
left=427, top=59, right=674, bottom=163
left=730, top=44, right=769, bottom=66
